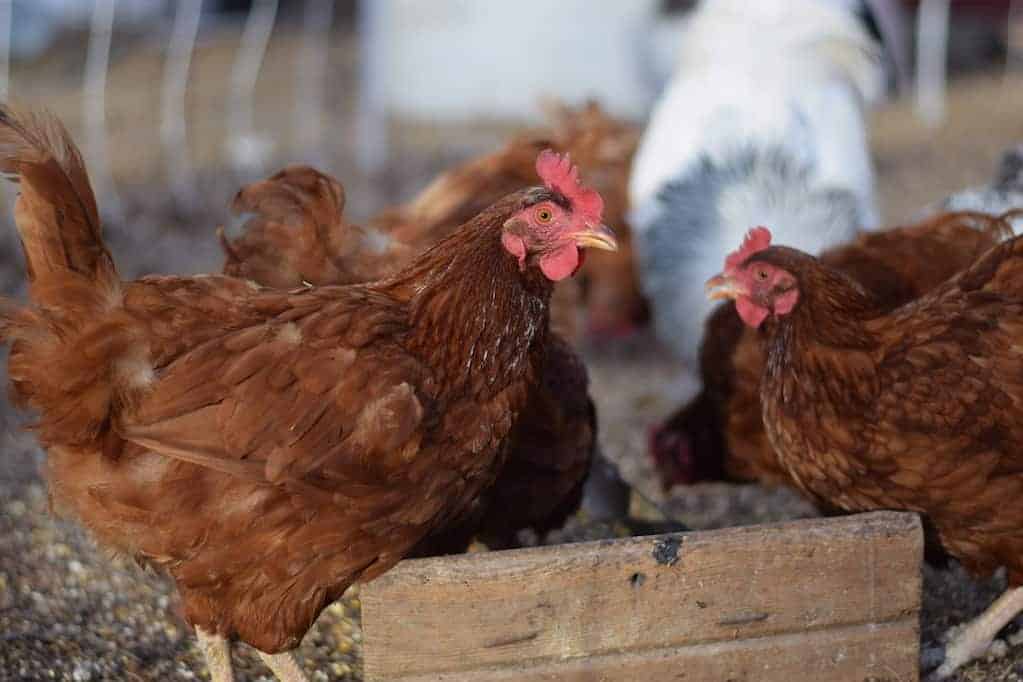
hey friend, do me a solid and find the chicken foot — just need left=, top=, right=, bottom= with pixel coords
left=257, top=650, right=310, bottom=682
left=196, top=628, right=234, bottom=682
left=931, top=586, right=1023, bottom=679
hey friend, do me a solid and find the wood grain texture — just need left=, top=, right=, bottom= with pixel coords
left=376, top=620, right=918, bottom=682
left=362, top=511, right=923, bottom=681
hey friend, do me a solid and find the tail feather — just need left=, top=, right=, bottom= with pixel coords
left=0, top=105, right=116, bottom=307
left=0, top=105, right=129, bottom=453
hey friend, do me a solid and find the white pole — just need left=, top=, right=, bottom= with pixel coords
left=914, top=0, right=950, bottom=127
left=1008, top=0, right=1023, bottom=76
left=356, top=0, right=388, bottom=175
left=0, top=0, right=10, bottom=230
left=865, top=0, right=911, bottom=94
left=227, top=0, right=278, bottom=179
left=85, top=0, right=122, bottom=220
left=161, top=0, right=203, bottom=208
left=0, top=0, right=11, bottom=100
left=295, top=0, right=334, bottom=166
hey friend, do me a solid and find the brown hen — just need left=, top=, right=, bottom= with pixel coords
left=0, top=107, right=616, bottom=681
left=651, top=211, right=1015, bottom=491
left=707, top=223, right=1023, bottom=677
left=221, top=165, right=608, bottom=553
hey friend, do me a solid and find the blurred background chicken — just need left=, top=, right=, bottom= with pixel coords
left=943, top=143, right=1023, bottom=230
left=629, top=0, right=885, bottom=376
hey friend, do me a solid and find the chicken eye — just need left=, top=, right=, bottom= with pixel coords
left=756, top=268, right=769, bottom=281
left=535, top=207, right=554, bottom=224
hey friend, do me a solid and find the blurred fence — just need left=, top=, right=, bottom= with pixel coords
left=0, top=1, right=1012, bottom=212
left=0, top=0, right=1014, bottom=276
left=0, top=1, right=367, bottom=220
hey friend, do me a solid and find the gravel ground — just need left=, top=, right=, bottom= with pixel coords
left=4, top=27, right=1023, bottom=681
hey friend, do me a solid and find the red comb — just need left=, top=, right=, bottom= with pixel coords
left=535, top=149, right=604, bottom=224
left=725, top=226, right=772, bottom=271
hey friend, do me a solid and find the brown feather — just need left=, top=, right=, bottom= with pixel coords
left=749, top=224, right=1023, bottom=584
left=217, top=163, right=602, bottom=557
left=0, top=105, right=112, bottom=301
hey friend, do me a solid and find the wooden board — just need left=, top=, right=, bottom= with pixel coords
left=362, top=511, right=922, bottom=682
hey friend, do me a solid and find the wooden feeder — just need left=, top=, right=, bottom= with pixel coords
left=362, top=511, right=922, bottom=681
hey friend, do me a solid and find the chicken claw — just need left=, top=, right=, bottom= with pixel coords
left=928, top=586, right=1023, bottom=679
left=196, top=628, right=234, bottom=682
left=257, top=650, right=310, bottom=682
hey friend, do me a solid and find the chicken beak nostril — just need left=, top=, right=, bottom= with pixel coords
left=574, top=223, right=618, bottom=252
left=705, top=274, right=746, bottom=301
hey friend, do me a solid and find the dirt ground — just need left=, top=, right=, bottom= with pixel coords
left=3, top=24, right=1023, bottom=682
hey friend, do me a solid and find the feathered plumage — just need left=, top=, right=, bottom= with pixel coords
left=650, top=209, right=1017, bottom=491
left=221, top=164, right=638, bottom=554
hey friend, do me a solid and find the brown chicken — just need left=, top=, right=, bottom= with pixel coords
left=221, top=165, right=603, bottom=552
left=651, top=211, right=1016, bottom=491
left=0, top=107, right=616, bottom=681
left=706, top=224, right=1023, bottom=678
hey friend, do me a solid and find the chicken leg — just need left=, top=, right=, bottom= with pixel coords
left=932, top=586, right=1023, bottom=678
left=258, top=650, right=310, bottom=682
left=196, top=627, right=234, bottom=682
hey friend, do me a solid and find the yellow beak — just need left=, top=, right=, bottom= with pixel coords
left=573, top=223, right=618, bottom=251
left=705, top=273, right=748, bottom=301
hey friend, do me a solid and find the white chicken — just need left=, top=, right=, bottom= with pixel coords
left=629, top=0, right=884, bottom=368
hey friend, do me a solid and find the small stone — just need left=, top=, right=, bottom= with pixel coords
left=71, top=662, right=94, bottom=681
left=986, top=638, right=1009, bottom=660
left=330, top=662, right=352, bottom=677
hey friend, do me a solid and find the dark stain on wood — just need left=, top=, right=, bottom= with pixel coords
left=718, top=611, right=771, bottom=626
left=652, top=536, right=682, bottom=566
left=484, top=631, right=541, bottom=649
